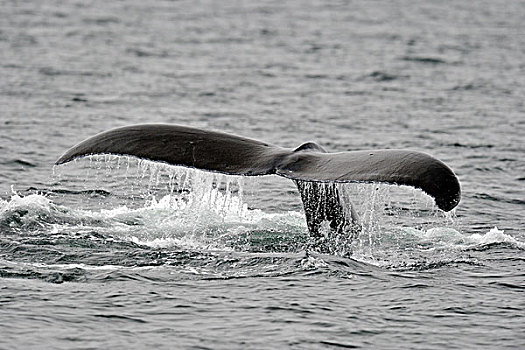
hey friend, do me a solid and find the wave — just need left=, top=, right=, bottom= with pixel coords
left=1, top=188, right=522, bottom=263
left=0, top=189, right=307, bottom=252
left=401, top=56, right=448, bottom=64
left=1, top=161, right=523, bottom=276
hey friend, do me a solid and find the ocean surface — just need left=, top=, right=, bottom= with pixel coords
left=1, top=0, right=524, bottom=349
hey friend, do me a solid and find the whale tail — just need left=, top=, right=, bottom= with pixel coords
left=56, top=124, right=461, bottom=236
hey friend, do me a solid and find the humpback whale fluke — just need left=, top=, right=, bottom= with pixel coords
left=56, top=124, right=461, bottom=236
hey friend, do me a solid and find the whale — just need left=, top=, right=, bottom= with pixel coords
left=56, top=124, right=461, bottom=237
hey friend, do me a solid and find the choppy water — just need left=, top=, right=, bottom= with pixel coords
left=1, top=0, right=524, bottom=349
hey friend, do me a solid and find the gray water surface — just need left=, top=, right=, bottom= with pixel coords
left=1, top=1, right=524, bottom=349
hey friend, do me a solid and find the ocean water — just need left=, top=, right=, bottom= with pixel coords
left=1, top=0, right=524, bottom=349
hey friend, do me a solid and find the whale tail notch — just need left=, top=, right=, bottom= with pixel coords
left=56, top=124, right=461, bottom=236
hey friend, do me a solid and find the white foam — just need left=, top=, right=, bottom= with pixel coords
left=300, top=255, right=328, bottom=269
left=0, top=192, right=52, bottom=214
left=466, top=227, right=524, bottom=248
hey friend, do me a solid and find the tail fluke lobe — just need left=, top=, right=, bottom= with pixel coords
left=276, top=149, right=460, bottom=212
left=56, top=124, right=288, bottom=176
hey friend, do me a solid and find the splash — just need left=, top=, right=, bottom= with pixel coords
left=12, top=155, right=310, bottom=251
left=301, top=182, right=457, bottom=258
left=47, top=156, right=525, bottom=266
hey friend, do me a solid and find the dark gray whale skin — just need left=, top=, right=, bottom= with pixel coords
left=56, top=124, right=461, bottom=236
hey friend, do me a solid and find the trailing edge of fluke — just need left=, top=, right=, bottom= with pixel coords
left=56, top=124, right=461, bottom=236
